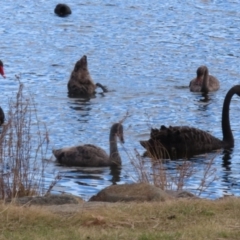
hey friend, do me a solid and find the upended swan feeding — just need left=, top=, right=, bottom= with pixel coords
left=53, top=123, right=124, bottom=167
left=140, top=85, right=240, bottom=159
left=67, top=55, right=108, bottom=97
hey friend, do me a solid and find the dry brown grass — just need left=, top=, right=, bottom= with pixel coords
left=128, top=145, right=218, bottom=197
left=0, top=79, right=54, bottom=200
left=0, top=197, right=240, bottom=239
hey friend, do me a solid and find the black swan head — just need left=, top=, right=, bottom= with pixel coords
left=196, top=65, right=206, bottom=79
left=54, top=4, right=72, bottom=17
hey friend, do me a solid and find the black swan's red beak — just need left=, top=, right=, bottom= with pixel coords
left=0, top=65, right=5, bottom=78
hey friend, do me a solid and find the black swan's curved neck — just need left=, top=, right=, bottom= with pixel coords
left=109, top=128, right=121, bottom=165
left=222, top=85, right=240, bottom=147
left=201, top=67, right=209, bottom=93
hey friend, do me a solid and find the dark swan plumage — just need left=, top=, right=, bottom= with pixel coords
left=140, top=85, right=240, bottom=159
left=54, top=4, right=72, bottom=17
left=0, top=106, right=5, bottom=126
left=53, top=123, right=124, bottom=167
left=189, top=66, right=220, bottom=93
left=67, top=55, right=108, bottom=97
left=0, top=60, right=6, bottom=78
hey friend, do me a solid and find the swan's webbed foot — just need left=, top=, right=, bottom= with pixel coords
left=96, top=83, right=108, bottom=93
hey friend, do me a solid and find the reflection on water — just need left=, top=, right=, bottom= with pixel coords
left=109, top=166, right=121, bottom=184
left=199, top=93, right=210, bottom=103
left=222, top=148, right=232, bottom=171
left=196, top=93, right=212, bottom=112
left=220, top=148, right=240, bottom=195
left=69, top=98, right=92, bottom=111
left=58, top=166, right=121, bottom=184
left=69, top=98, right=92, bottom=122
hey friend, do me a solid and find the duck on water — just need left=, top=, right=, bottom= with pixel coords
left=140, top=85, right=240, bottom=160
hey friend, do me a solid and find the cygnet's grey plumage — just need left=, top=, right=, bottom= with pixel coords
left=189, top=65, right=220, bottom=93
left=53, top=123, right=124, bottom=167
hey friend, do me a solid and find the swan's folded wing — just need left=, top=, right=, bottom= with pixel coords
left=53, top=144, right=109, bottom=167
left=141, top=126, right=223, bottom=159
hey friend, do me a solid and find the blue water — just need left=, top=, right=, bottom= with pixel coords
left=1, top=0, right=240, bottom=200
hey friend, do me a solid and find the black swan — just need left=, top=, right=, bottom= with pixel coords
left=54, top=4, right=72, bottom=17
left=189, top=66, right=220, bottom=93
left=0, top=60, right=6, bottom=78
left=67, top=55, right=108, bottom=97
left=140, top=85, right=240, bottom=159
left=0, top=107, right=5, bottom=125
left=53, top=123, right=124, bottom=167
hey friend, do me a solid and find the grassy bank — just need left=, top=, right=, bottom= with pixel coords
left=0, top=197, right=240, bottom=240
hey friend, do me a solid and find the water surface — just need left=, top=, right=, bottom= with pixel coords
left=1, top=0, right=240, bottom=200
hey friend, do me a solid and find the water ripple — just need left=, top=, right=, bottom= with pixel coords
left=1, top=0, right=240, bottom=200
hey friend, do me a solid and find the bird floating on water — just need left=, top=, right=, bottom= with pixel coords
left=140, top=85, right=240, bottom=159
left=189, top=65, right=219, bottom=93
left=53, top=123, right=124, bottom=167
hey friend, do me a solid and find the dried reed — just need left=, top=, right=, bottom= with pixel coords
left=127, top=139, right=217, bottom=196
left=0, top=80, right=52, bottom=199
